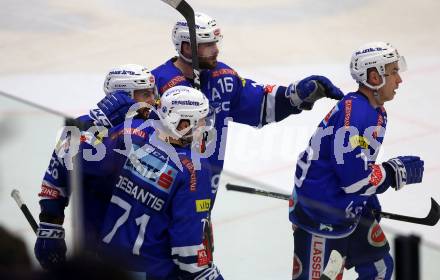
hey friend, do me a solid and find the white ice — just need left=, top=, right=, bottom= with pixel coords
left=1, top=0, right=440, bottom=279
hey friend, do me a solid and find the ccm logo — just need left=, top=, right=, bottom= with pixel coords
left=37, top=228, right=65, bottom=239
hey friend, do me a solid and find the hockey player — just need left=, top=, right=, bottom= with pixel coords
left=34, top=64, right=157, bottom=270
left=289, top=42, right=425, bottom=280
left=152, top=12, right=345, bottom=197
left=85, top=86, right=222, bottom=279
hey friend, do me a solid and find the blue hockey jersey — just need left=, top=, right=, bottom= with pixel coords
left=152, top=58, right=301, bottom=194
left=289, top=91, right=391, bottom=238
left=80, top=119, right=221, bottom=279
left=38, top=114, right=114, bottom=249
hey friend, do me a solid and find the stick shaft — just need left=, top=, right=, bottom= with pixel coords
left=11, top=189, right=38, bottom=234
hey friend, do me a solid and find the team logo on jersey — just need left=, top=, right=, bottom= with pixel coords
left=292, top=254, right=303, bottom=279
left=196, top=199, right=211, bottom=212
left=349, top=135, right=369, bottom=149
left=368, top=221, right=387, bottom=247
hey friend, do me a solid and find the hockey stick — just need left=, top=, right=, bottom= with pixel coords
left=372, top=198, right=440, bottom=226
left=225, top=183, right=440, bottom=226
left=11, top=189, right=38, bottom=234
left=0, top=90, right=87, bottom=130
left=160, top=0, right=201, bottom=90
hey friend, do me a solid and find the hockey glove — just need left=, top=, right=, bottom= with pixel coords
left=383, top=156, right=424, bottom=190
left=34, top=222, right=66, bottom=270
left=288, top=75, right=344, bottom=110
left=90, top=91, right=135, bottom=127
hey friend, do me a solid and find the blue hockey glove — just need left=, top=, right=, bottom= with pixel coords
left=34, top=222, right=66, bottom=270
left=288, top=75, right=344, bottom=110
left=90, top=91, right=135, bottom=127
left=383, top=156, right=424, bottom=190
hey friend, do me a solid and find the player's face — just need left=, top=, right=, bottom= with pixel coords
left=133, top=88, right=156, bottom=118
left=198, top=42, right=219, bottom=70
left=379, top=62, right=402, bottom=104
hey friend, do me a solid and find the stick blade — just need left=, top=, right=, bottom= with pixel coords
left=426, top=198, right=440, bottom=226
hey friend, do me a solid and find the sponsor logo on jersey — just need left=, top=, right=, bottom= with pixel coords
left=197, top=249, right=210, bottom=267
left=289, top=198, right=295, bottom=208
left=160, top=75, right=186, bottom=94
left=79, top=133, right=90, bottom=143
left=211, top=68, right=237, bottom=78
left=369, top=164, right=384, bottom=186
left=37, top=228, right=65, bottom=239
left=292, top=254, right=303, bottom=279
left=322, top=105, right=339, bottom=126
left=264, top=84, right=276, bottom=94
left=344, top=99, right=352, bottom=128
left=240, top=77, right=247, bottom=87
left=196, top=199, right=211, bottom=212
left=349, top=135, right=369, bottom=149
left=181, top=157, right=197, bottom=191
left=368, top=221, right=387, bottom=247
left=158, top=170, right=174, bottom=189
left=38, top=184, right=60, bottom=199
left=123, top=145, right=177, bottom=194
left=309, top=235, right=325, bottom=280
left=110, top=128, right=147, bottom=140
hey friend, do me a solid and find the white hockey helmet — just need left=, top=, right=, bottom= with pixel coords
left=158, top=86, right=210, bottom=140
left=172, top=12, right=223, bottom=62
left=350, top=42, right=407, bottom=90
left=103, top=64, right=157, bottom=98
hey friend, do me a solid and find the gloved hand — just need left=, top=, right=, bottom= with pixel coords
left=383, top=156, right=424, bottom=190
left=288, top=75, right=344, bottom=110
left=90, top=91, right=135, bottom=127
left=34, top=222, right=66, bottom=270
